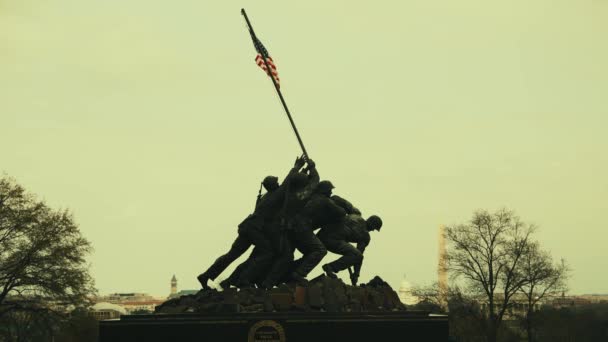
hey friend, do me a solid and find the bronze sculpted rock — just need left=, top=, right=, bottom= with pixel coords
left=156, top=276, right=405, bottom=314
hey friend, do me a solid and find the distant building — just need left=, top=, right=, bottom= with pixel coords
left=171, top=275, right=177, bottom=296
left=169, top=289, right=199, bottom=299
left=104, top=293, right=157, bottom=303
left=477, top=293, right=544, bottom=319
left=120, top=300, right=164, bottom=313
left=398, top=276, right=419, bottom=305
left=549, top=294, right=592, bottom=309
left=95, top=292, right=165, bottom=314
left=91, top=302, right=127, bottom=320
left=578, top=294, right=608, bottom=304
left=167, top=274, right=198, bottom=299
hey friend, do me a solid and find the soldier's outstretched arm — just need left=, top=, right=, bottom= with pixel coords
left=331, top=195, right=356, bottom=215
left=281, top=155, right=306, bottom=183
left=306, top=159, right=320, bottom=186
left=356, top=241, right=368, bottom=255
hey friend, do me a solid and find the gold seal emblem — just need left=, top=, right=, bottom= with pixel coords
left=247, top=320, right=286, bottom=342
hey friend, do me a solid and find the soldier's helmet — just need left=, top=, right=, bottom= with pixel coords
left=367, top=215, right=383, bottom=231
left=262, top=176, right=279, bottom=191
left=290, top=172, right=309, bottom=190
left=316, top=180, right=335, bottom=195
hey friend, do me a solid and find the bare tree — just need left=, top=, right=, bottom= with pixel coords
left=444, top=208, right=535, bottom=342
left=411, top=283, right=487, bottom=341
left=518, top=243, right=569, bottom=342
left=0, top=175, right=95, bottom=322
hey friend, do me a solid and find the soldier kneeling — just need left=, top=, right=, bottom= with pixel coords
left=317, top=214, right=382, bottom=285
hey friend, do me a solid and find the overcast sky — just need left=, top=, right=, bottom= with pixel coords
left=1, top=0, right=607, bottom=296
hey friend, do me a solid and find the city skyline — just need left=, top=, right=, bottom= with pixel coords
left=2, top=0, right=607, bottom=296
left=98, top=273, right=608, bottom=300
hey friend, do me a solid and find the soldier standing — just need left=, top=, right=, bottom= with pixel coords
left=250, top=158, right=320, bottom=288
left=196, top=156, right=306, bottom=289
left=226, top=166, right=313, bottom=288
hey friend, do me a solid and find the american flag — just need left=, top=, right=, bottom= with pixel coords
left=252, top=35, right=280, bottom=87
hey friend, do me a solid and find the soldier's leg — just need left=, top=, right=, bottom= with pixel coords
left=222, top=252, right=255, bottom=288
left=279, top=258, right=304, bottom=283
left=317, top=236, right=338, bottom=278
left=240, top=225, right=276, bottom=276
left=240, top=226, right=273, bottom=252
left=324, top=240, right=363, bottom=274
left=291, top=229, right=328, bottom=280
left=197, top=234, right=252, bottom=288
left=261, top=233, right=294, bottom=289
left=233, top=246, right=274, bottom=287
left=233, top=224, right=283, bottom=287
left=251, top=256, right=274, bottom=287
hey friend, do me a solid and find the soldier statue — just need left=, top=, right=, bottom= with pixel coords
left=317, top=214, right=383, bottom=285
left=196, top=156, right=307, bottom=289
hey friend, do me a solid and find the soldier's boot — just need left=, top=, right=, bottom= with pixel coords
left=219, top=278, right=231, bottom=290
left=197, top=273, right=211, bottom=290
left=290, top=272, right=309, bottom=286
left=238, top=283, right=255, bottom=290
left=260, top=281, right=274, bottom=290
left=322, top=264, right=338, bottom=279
left=234, top=278, right=254, bottom=290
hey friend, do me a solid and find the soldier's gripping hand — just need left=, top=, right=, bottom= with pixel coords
left=306, top=158, right=316, bottom=169
left=294, top=155, right=306, bottom=170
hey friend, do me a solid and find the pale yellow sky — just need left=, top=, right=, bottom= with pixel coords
left=1, top=0, right=607, bottom=296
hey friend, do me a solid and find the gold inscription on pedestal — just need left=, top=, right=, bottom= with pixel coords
left=247, top=320, right=286, bottom=342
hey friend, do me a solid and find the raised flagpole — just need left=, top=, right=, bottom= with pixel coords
left=241, top=8, right=310, bottom=160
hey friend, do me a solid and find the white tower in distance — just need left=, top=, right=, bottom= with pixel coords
left=170, top=275, right=177, bottom=296
left=438, top=225, right=448, bottom=311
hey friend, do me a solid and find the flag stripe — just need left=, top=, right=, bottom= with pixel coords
left=252, top=36, right=280, bottom=87
left=256, top=56, right=279, bottom=80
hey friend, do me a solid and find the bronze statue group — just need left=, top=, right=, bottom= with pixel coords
left=197, top=156, right=383, bottom=290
